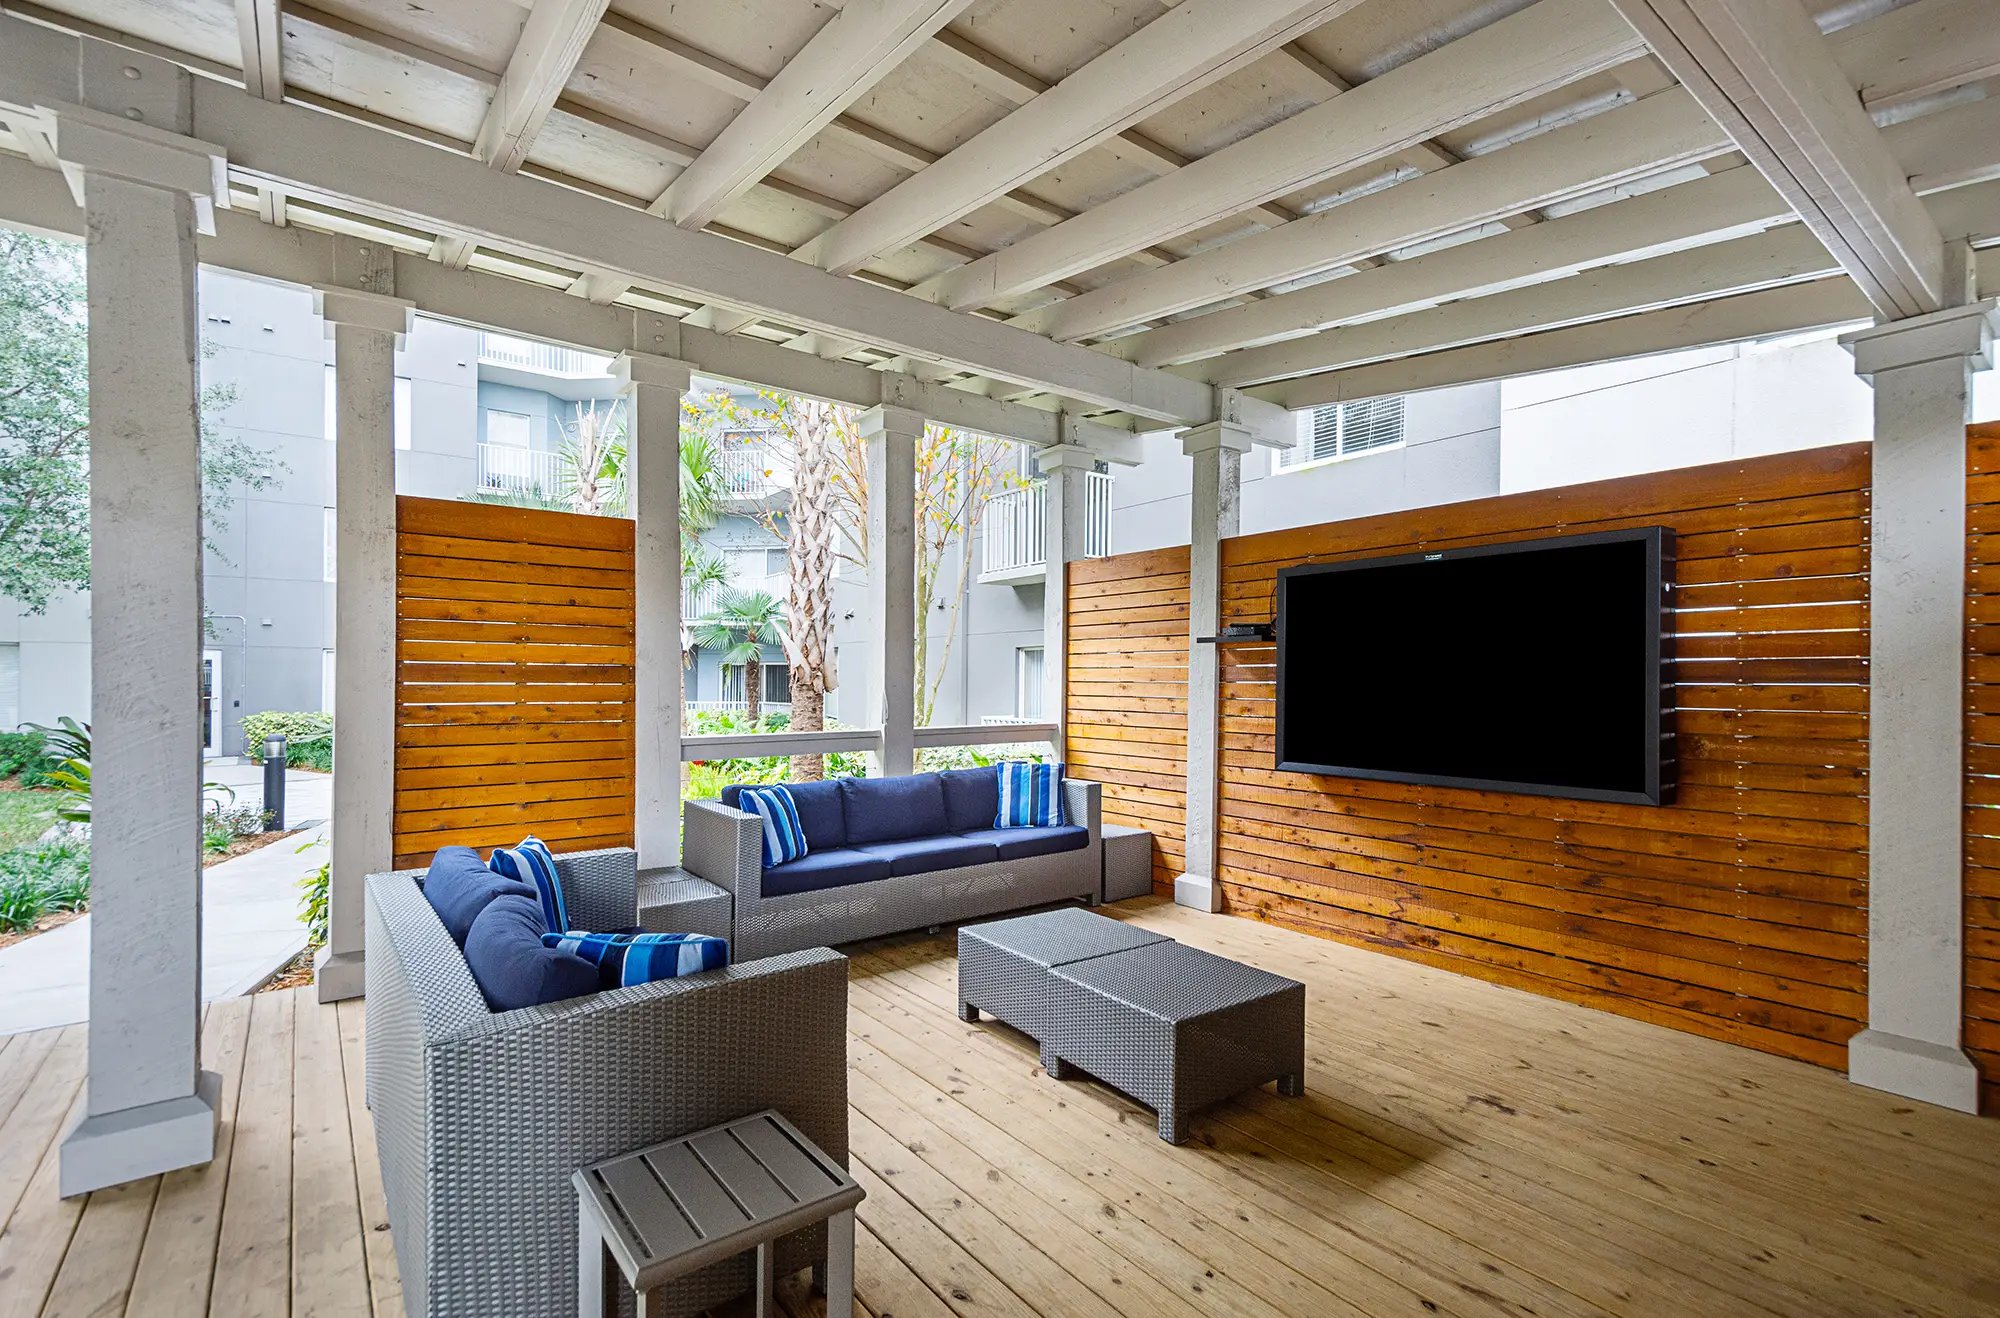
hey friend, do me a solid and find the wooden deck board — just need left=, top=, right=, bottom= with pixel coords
left=4, top=903, right=2000, bottom=1316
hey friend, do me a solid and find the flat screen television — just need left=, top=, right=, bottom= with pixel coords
left=1274, top=526, right=1675, bottom=805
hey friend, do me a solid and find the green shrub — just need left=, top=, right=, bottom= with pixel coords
left=0, top=729, right=64, bottom=786
left=243, top=711, right=333, bottom=772
left=914, top=743, right=1048, bottom=773
left=202, top=801, right=271, bottom=854
left=0, top=838, right=89, bottom=933
left=296, top=838, right=329, bottom=946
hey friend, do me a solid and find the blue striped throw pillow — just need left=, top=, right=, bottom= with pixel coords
left=739, top=784, right=809, bottom=867
left=996, top=761, right=1067, bottom=829
left=541, top=930, right=729, bottom=989
left=489, top=836, right=568, bottom=933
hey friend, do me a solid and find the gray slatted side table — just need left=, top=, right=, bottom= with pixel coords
left=573, top=1110, right=862, bottom=1318
left=1099, top=824, right=1154, bottom=902
left=637, top=867, right=733, bottom=940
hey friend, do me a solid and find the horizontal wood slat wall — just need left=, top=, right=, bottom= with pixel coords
left=393, top=496, right=636, bottom=867
left=1965, top=422, right=2000, bottom=1112
left=1070, top=445, right=1876, bottom=1077
left=1065, top=546, right=1192, bottom=893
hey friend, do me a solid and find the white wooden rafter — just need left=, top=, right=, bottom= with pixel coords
left=1605, top=0, right=1946, bottom=319
left=233, top=0, right=281, bottom=103
left=471, top=0, right=610, bottom=173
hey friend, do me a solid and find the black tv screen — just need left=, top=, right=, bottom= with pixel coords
left=1275, top=527, right=1675, bottom=805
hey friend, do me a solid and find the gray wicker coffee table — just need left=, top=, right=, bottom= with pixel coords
left=573, top=1109, right=862, bottom=1317
left=958, top=909, right=1305, bottom=1143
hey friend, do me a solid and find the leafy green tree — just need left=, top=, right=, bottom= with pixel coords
left=692, top=589, right=788, bottom=723
left=0, top=229, right=282, bottom=614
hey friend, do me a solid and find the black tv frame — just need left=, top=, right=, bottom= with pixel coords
left=1273, top=525, right=1677, bottom=806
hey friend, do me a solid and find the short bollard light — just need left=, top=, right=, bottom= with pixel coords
left=263, top=734, right=288, bottom=832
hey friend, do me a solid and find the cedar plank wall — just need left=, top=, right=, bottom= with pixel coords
left=1065, top=546, right=1193, bottom=892
left=1966, top=422, right=2000, bottom=1111
left=1070, top=446, right=1876, bottom=1077
left=392, top=496, right=636, bottom=867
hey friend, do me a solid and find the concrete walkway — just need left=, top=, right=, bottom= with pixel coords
left=0, top=762, right=332, bottom=1035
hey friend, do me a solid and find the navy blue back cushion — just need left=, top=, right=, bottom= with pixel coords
left=423, top=845, right=534, bottom=947
left=720, top=779, right=847, bottom=849
left=937, top=767, right=1001, bottom=834
left=840, top=774, right=949, bottom=845
left=462, top=892, right=599, bottom=1011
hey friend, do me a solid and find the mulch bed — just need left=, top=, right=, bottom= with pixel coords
left=258, top=947, right=318, bottom=994
left=0, top=907, right=84, bottom=952
left=205, top=826, right=304, bottom=868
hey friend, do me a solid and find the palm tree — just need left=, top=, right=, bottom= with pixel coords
left=693, top=589, right=788, bottom=723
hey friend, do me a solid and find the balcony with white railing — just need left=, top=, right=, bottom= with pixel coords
left=683, top=572, right=789, bottom=620
left=717, top=438, right=788, bottom=502
left=979, top=471, right=1114, bottom=582
left=476, top=331, right=614, bottom=379
left=476, top=443, right=564, bottom=498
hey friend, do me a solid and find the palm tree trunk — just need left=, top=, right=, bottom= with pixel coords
left=745, top=654, right=763, bottom=724
left=790, top=681, right=825, bottom=781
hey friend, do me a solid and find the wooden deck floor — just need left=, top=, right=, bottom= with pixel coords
left=5, top=899, right=2000, bottom=1317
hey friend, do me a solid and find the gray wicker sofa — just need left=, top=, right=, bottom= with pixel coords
left=683, top=769, right=1102, bottom=961
left=364, top=846, right=848, bottom=1318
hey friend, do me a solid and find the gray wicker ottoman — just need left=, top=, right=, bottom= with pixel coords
left=957, top=910, right=1305, bottom=1143
left=638, top=868, right=733, bottom=940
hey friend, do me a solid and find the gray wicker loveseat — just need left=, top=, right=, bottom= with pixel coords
left=364, top=845, right=848, bottom=1318
left=684, top=767, right=1102, bottom=960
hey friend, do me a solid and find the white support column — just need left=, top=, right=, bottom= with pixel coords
left=617, top=352, right=692, bottom=868
left=1173, top=418, right=1249, bottom=913
left=1841, top=294, right=1998, bottom=1114
left=49, top=94, right=230, bottom=1195
left=1038, top=438, right=1098, bottom=758
left=861, top=405, right=923, bottom=777
left=313, top=273, right=413, bottom=1004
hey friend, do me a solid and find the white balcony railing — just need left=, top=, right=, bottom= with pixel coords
left=718, top=440, right=786, bottom=499
left=684, top=572, right=788, bottom=620
left=476, top=331, right=613, bottom=379
left=981, top=472, right=1113, bottom=578
left=477, top=443, right=564, bottom=497
left=979, top=714, right=1043, bottom=726
left=686, top=700, right=793, bottom=720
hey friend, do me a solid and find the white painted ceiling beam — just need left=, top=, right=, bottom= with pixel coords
left=1828, top=0, right=2000, bottom=116
left=791, top=0, right=1369, bottom=278
left=1128, top=87, right=2000, bottom=369
left=656, top=0, right=976, bottom=232
left=471, top=0, right=610, bottom=173
left=916, top=0, right=1648, bottom=313
left=233, top=0, right=281, bottom=103
left=1021, top=87, right=1728, bottom=345
left=1605, top=0, right=1945, bottom=319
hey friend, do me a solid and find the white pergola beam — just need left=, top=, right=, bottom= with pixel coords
left=1606, top=0, right=1945, bottom=319
left=0, top=32, right=1228, bottom=426
left=472, top=0, right=610, bottom=172
left=1032, top=87, right=1729, bottom=347
left=794, top=0, right=1368, bottom=277
left=233, top=0, right=281, bottom=102
left=1830, top=0, right=2000, bottom=116
left=918, top=0, right=1647, bottom=312
left=656, top=0, right=975, bottom=232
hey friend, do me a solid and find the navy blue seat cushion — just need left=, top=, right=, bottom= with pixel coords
left=856, top=834, right=1000, bottom=878
left=461, top=892, right=599, bottom=1011
left=422, top=845, right=534, bottom=947
left=721, top=778, right=847, bottom=850
left=937, top=767, right=1001, bottom=834
left=955, top=825, right=1090, bottom=862
left=761, top=848, right=893, bottom=898
left=840, top=773, right=949, bottom=845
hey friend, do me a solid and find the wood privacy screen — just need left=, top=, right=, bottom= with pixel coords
left=1065, top=546, right=1193, bottom=892
left=1965, top=422, right=2000, bottom=1110
left=1069, top=446, right=1874, bottom=1075
left=393, top=497, right=636, bottom=868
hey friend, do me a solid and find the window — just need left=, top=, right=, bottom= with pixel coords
left=764, top=663, right=791, bottom=705
left=486, top=409, right=531, bottom=447
left=1277, top=396, right=1406, bottom=470
left=0, top=644, right=19, bottom=734
left=1015, top=646, right=1045, bottom=721
left=322, top=649, right=336, bottom=714
left=394, top=376, right=412, bottom=450
left=323, top=507, right=337, bottom=582
left=323, top=367, right=413, bottom=449
left=201, top=651, right=221, bottom=753
left=719, top=664, right=744, bottom=704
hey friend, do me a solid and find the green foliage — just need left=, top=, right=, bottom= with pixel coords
left=914, top=743, right=1049, bottom=773
left=0, top=232, right=282, bottom=614
left=203, top=801, right=271, bottom=854
left=0, top=838, right=89, bottom=933
left=296, top=837, right=329, bottom=947
left=681, top=709, right=869, bottom=796
left=22, top=717, right=90, bottom=823
left=242, top=710, right=334, bottom=772
left=0, top=786, right=61, bottom=849
left=0, top=729, right=63, bottom=786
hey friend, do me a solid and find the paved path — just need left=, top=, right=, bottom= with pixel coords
left=0, top=763, right=332, bottom=1035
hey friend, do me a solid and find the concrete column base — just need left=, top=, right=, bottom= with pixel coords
left=314, top=945, right=366, bottom=1003
left=60, top=1068, right=221, bottom=1198
left=1173, top=872, right=1223, bottom=913
left=1848, top=1029, right=1980, bottom=1113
